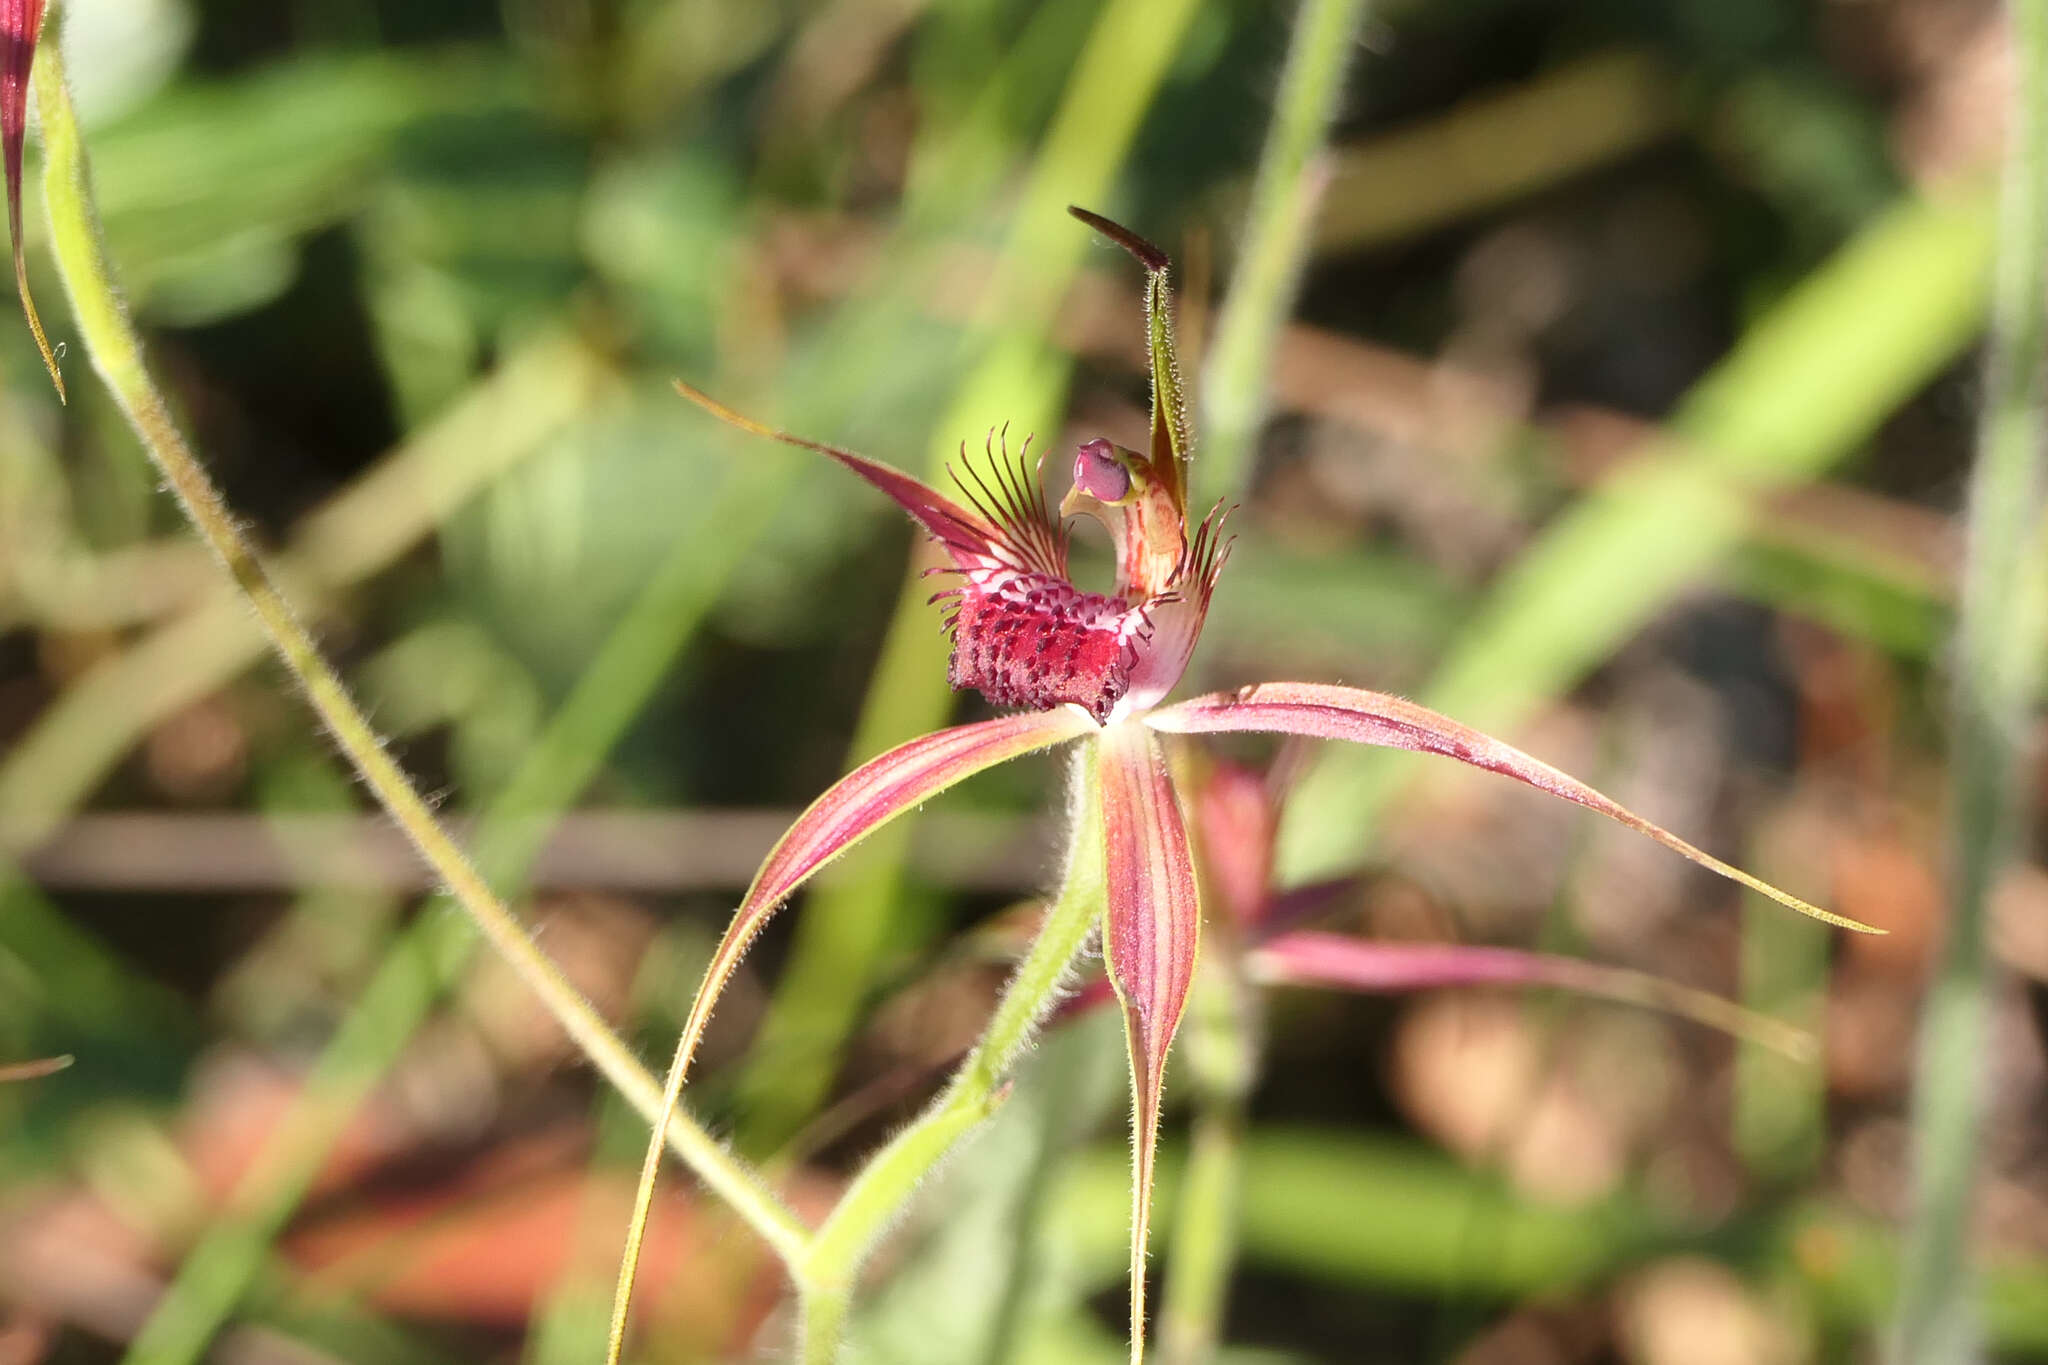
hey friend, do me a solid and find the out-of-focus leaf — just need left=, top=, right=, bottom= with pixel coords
left=1197, top=536, right=1467, bottom=683
left=1047, top=1128, right=1656, bottom=1298
left=1790, top=1203, right=2048, bottom=1352
left=37, top=54, right=517, bottom=311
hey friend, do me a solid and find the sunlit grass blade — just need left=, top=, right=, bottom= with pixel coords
left=1098, top=719, right=1201, bottom=1364
left=0, top=334, right=605, bottom=855
left=1249, top=931, right=1814, bottom=1060
left=118, top=455, right=800, bottom=1365
left=1149, top=682, right=1880, bottom=934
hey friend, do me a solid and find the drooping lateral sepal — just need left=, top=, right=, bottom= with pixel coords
left=1249, top=932, right=1812, bottom=1058
left=1146, top=682, right=1880, bottom=934
left=668, top=707, right=1096, bottom=1091
left=1097, top=718, right=1201, bottom=1363
left=675, top=380, right=1061, bottom=577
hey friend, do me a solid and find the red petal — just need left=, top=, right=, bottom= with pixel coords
left=1250, top=931, right=1812, bottom=1057
left=2, top=0, right=58, bottom=399
left=670, top=707, right=1093, bottom=1088
left=675, top=380, right=1010, bottom=573
left=1147, top=682, right=1879, bottom=934
left=1097, top=720, right=1200, bottom=1361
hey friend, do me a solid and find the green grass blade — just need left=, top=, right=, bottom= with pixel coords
left=1196, top=0, right=1369, bottom=508
left=1890, top=0, right=2048, bottom=1357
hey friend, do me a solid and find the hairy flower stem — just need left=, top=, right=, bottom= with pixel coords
left=794, top=751, right=1108, bottom=1361
left=30, top=28, right=807, bottom=1266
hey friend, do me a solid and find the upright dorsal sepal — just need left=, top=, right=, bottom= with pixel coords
left=1069, top=206, right=1190, bottom=516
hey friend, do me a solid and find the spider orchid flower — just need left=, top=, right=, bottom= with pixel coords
left=666, top=208, right=1879, bottom=1361
left=2, top=0, right=60, bottom=398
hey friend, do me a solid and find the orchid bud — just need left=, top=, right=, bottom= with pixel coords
left=1073, top=438, right=1132, bottom=504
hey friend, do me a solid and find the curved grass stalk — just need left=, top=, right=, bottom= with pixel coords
left=28, top=14, right=807, bottom=1311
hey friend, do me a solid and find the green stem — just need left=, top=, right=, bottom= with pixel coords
left=794, top=755, right=1108, bottom=1359
left=1197, top=0, right=1370, bottom=507
left=1159, top=1106, right=1244, bottom=1365
left=1891, top=0, right=2048, bottom=1359
left=799, top=1281, right=856, bottom=1365
left=1158, top=947, right=1258, bottom=1365
left=31, top=22, right=806, bottom=1269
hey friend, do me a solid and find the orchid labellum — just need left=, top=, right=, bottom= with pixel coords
left=647, top=208, right=1880, bottom=1362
